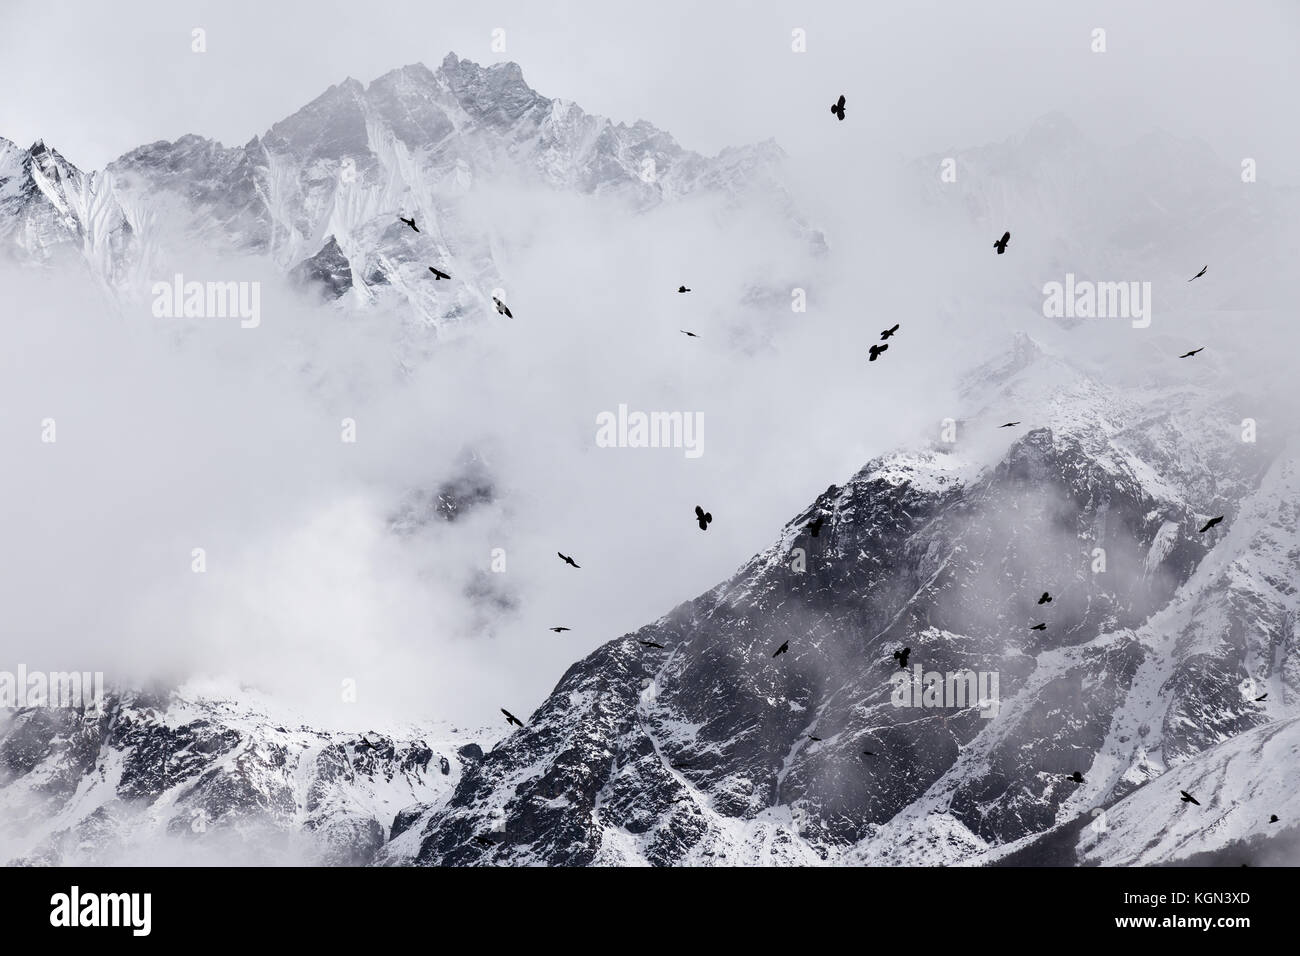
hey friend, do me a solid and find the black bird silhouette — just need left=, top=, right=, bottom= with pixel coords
left=1000, top=421, right=1020, bottom=428
left=557, top=551, right=581, bottom=568
left=493, top=296, right=513, bottom=318
left=892, top=646, right=911, bottom=669
left=880, top=324, right=900, bottom=340
left=1038, top=592, right=1053, bottom=605
left=428, top=266, right=450, bottom=280
left=807, top=735, right=822, bottom=742
left=772, top=640, right=790, bottom=658
left=1067, top=771, right=1084, bottom=784
left=1270, top=814, right=1279, bottom=823
left=501, top=708, right=525, bottom=728
left=1198, top=516, right=1224, bottom=533
left=869, top=343, right=889, bottom=362
left=678, top=285, right=691, bottom=293
left=831, top=94, right=846, bottom=121
left=1255, top=693, right=1268, bottom=702
left=1179, top=347, right=1204, bottom=358
left=1180, top=790, right=1200, bottom=806
left=639, top=639, right=666, bottom=649
left=679, top=329, right=698, bottom=337
left=1030, top=622, right=1047, bottom=631
left=1188, top=265, right=1207, bottom=282
left=807, top=515, right=825, bottom=537
left=993, top=231, right=1010, bottom=255
left=399, top=216, right=419, bottom=232
left=694, top=505, right=713, bottom=531
left=549, top=626, right=571, bottom=633
left=862, top=750, right=876, bottom=757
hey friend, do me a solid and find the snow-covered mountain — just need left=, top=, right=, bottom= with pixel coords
left=0, top=683, right=491, bottom=866
left=0, top=52, right=814, bottom=330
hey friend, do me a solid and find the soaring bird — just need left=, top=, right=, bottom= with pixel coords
left=892, top=647, right=911, bottom=669
left=993, top=231, right=1010, bottom=255
left=880, top=324, right=900, bottom=340
left=639, top=639, right=666, bottom=649
left=1000, top=421, right=1020, bottom=428
left=807, top=735, right=823, bottom=743
left=862, top=750, right=876, bottom=757
left=773, top=640, right=790, bottom=658
left=1038, top=592, right=1053, bottom=605
left=549, top=626, right=571, bottom=633
left=1255, top=693, right=1268, bottom=702
left=1188, top=265, right=1207, bottom=282
left=1179, top=347, right=1205, bottom=358
left=399, top=216, right=419, bottom=232
left=428, top=266, right=450, bottom=280
left=1180, top=790, right=1201, bottom=806
left=831, top=94, right=846, bottom=121
left=678, top=285, right=691, bottom=293
left=1270, top=814, right=1279, bottom=823
left=501, top=708, right=525, bottom=728
left=695, top=505, right=713, bottom=531
left=1030, top=622, right=1047, bottom=631
left=680, top=329, right=698, bottom=337
left=557, top=552, right=581, bottom=568
left=1067, top=771, right=1084, bottom=784
left=1198, top=516, right=1224, bottom=533
left=869, top=343, right=889, bottom=362
left=807, top=515, right=825, bottom=537
left=493, top=296, right=513, bottom=318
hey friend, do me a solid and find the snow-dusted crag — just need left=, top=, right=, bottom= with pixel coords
left=0, top=686, right=489, bottom=866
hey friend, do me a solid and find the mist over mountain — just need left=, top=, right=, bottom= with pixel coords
left=1, top=39, right=1296, bottom=868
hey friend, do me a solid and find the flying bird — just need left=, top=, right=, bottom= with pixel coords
left=1066, top=771, right=1084, bottom=784
left=807, top=515, right=825, bottom=537
left=1180, top=790, right=1201, bottom=806
left=1178, top=347, right=1205, bottom=358
left=1188, top=265, right=1207, bottom=282
left=679, top=329, right=698, bottom=337
left=549, top=626, right=571, bottom=633
left=1030, top=623, right=1047, bottom=631
left=1199, top=516, right=1224, bottom=533
left=807, top=735, right=823, bottom=743
left=639, top=639, right=666, bottom=649
left=493, top=296, right=513, bottom=318
left=862, top=750, right=876, bottom=757
left=695, top=505, right=713, bottom=531
left=1000, top=421, right=1020, bottom=428
left=501, top=708, right=525, bottom=728
left=1270, top=814, right=1279, bottom=823
left=892, top=647, right=911, bottom=669
left=880, top=324, right=899, bottom=340
left=557, top=552, right=581, bottom=568
left=869, top=343, right=889, bottom=362
left=1038, top=592, right=1053, bottom=605
left=773, top=640, right=790, bottom=658
left=1255, top=693, right=1268, bottom=702
left=399, top=216, right=419, bottom=232
left=678, top=285, right=691, bottom=293
left=831, top=94, right=846, bottom=121
left=428, top=266, right=450, bottom=280
left=993, top=231, right=1010, bottom=255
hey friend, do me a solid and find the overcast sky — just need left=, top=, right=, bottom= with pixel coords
left=2, top=0, right=1297, bottom=178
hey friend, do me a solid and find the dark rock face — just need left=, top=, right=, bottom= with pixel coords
left=387, top=404, right=1297, bottom=865
left=290, top=235, right=353, bottom=299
